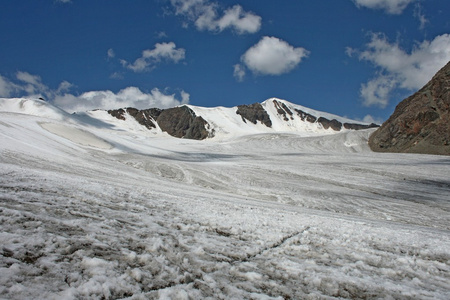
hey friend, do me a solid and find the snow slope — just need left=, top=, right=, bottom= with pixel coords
left=1, top=98, right=449, bottom=299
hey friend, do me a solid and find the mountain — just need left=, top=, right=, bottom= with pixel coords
left=104, top=98, right=378, bottom=140
left=369, top=61, right=450, bottom=155
left=0, top=97, right=377, bottom=145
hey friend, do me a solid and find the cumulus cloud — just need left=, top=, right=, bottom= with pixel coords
left=352, top=0, right=414, bottom=14
left=0, top=71, right=189, bottom=113
left=237, top=36, right=309, bottom=78
left=121, top=42, right=185, bottom=72
left=348, top=33, right=450, bottom=107
left=170, top=0, right=261, bottom=34
left=54, top=87, right=190, bottom=113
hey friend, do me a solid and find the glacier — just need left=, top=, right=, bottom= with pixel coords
left=0, top=98, right=449, bottom=299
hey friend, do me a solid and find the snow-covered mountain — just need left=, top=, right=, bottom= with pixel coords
left=1, top=97, right=449, bottom=299
left=100, top=98, right=378, bottom=140
left=0, top=97, right=378, bottom=141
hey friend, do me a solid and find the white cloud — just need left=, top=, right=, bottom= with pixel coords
left=121, top=42, right=185, bottom=72
left=170, top=0, right=261, bottom=34
left=0, top=75, right=18, bottom=97
left=360, top=75, right=397, bottom=108
left=348, top=33, right=450, bottom=107
left=362, top=114, right=384, bottom=125
left=107, top=48, right=115, bottom=59
left=233, top=64, right=246, bottom=82
left=413, top=4, right=428, bottom=30
left=109, top=72, right=124, bottom=80
left=352, top=0, right=414, bottom=14
left=56, top=81, right=73, bottom=94
left=156, top=31, right=168, bottom=39
left=0, top=71, right=189, bottom=113
left=54, top=87, right=190, bottom=113
left=16, top=71, right=48, bottom=95
left=0, top=71, right=73, bottom=101
left=239, top=36, right=309, bottom=77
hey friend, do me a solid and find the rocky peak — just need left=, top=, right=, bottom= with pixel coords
left=369, top=61, right=450, bottom=155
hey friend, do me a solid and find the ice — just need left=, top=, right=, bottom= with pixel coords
left=0, top=98, right=449, bottom=299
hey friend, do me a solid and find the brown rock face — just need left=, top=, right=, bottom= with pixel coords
left=236, top=103, right=272, bottom=128
left=156, top=106, right=210, bottom=140
left=273, top=100, right=293, bottom=121
left=107, top=107, right=162, bottom=129
left=369, top=61, right=450, bottom=155
left=108, top=106, right=210, bottom=140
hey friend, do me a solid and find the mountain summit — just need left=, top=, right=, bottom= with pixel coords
left=369, top=61, right=450, bottom=155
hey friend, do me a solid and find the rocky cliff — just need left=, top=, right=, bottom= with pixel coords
left=369, top=61, right=450, bottom=155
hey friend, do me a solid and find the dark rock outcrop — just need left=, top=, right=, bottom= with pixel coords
left=294, top=109, right=317, bottom=123
left=108, top=107, right=161, bottom=129
left=317, top=117, right=343, bottom=131
left=108, top=106, right=210, bottom=139
left=293, top=107, right=378, bottom=131
left=273, top=100, right=293, bottom=121
left=369, top=61, right=450, bottom=155
left=343, top=123, right=379, bottom=130
left=236, top=103, right=272, bottom=128
left=156, top=106, right=210, bottom=140
left=128, top=108, right=162, bottom=130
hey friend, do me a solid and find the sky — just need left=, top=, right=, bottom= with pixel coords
left=0, top=0, right=449, bottom=123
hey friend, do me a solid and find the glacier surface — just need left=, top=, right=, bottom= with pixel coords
left=0, top=98, right=449, bottom=299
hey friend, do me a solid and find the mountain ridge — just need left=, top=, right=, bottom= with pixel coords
left=0, top=97, right=378, bottom=141
left=104, top=98, right=378, bottom=140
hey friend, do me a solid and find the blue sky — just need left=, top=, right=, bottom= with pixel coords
left=1, top=0, right=449, bottom=122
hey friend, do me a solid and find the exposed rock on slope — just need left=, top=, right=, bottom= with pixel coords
left=369, top=61, right=450, bottom=155
left=157, top=106, right=210, bottom=139
left=236, top=103, right=272, bottom=127
left=108, top=106, right=210, bottom=139
left=272, top=99, right=378, bottom=132
left=108, top=107, right=161, bottom=129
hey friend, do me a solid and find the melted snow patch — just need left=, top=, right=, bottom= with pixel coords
left=40, top=122, right=112, bottom=149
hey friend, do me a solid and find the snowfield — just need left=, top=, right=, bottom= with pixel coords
left=1, top=98, right=449, bottom=299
